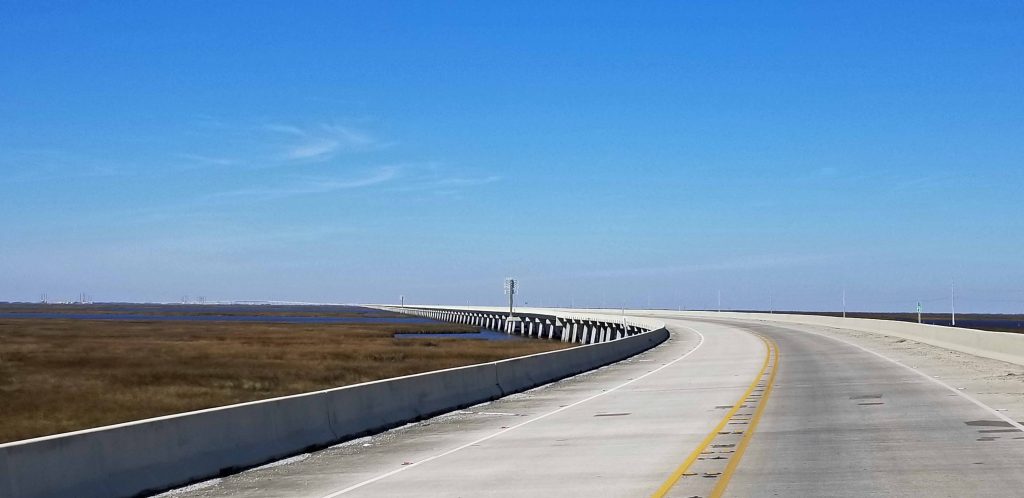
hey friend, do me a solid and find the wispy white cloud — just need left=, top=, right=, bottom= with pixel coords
left=265, top=123, right=387, bottom=162
left=200, top=162, right=501, bottom=205
left=285, top=139, right=342, bottom=161
left=322, top=124, right=378, bottom=147
left=181, top=119, right=389, bottom=167
left=384, top=170, right=502, bottom=194
left=211, top=165, right=401, bottom=201
left=432, top=175, right=502, bottom=187
left=263, top=123, right=306, bottom=137
left=177, top=153, right=237, bottom=166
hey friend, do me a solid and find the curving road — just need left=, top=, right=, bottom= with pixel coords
left=163, top=314, right=1024, bottom=497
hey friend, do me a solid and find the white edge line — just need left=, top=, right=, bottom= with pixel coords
left=783, top=324, right=1024, bottom=432
left=320, top=327, right=706, bottom=497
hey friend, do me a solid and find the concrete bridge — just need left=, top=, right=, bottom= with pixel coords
left=5, top=306, right=1024, bottom=497
left=0, top=306, right=668, bottom=498
left=158, top=306, right=1024, bottom=497
left=380, top=306, right=653, bottom=344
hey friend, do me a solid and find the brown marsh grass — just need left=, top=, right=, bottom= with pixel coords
left=0, top=319, right=571, bottom=443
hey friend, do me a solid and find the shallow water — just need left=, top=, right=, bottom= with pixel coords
left=921, top=319, right=1024, bottom=330
left=0, top=312, right=439, bottom=324
left=393, top=329, right=523, bottom=341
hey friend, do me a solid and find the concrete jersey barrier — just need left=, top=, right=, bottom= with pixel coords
left=0, top=307, right=668, bottom=498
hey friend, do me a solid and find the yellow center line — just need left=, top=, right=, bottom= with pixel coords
left=650, top=334, right=776, bottom=498
left=708, top=335, right=779, bottom=497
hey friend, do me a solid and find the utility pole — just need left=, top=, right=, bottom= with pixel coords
left=842, top=288, right=847, bottom=319
left=951, top=280, right=956, bottom=327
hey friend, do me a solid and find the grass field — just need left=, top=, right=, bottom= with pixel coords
left=0, top=318, right=571, bottom=444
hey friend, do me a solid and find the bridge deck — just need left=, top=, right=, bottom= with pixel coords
left=162, top=316, right=1024, bottom=497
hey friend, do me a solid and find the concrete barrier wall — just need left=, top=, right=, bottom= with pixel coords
left=664, top=311, right=1024, bottom=367
left=0, top=308, right=668, bottom=498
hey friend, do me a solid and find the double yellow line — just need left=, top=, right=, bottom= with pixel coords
left=651, top=334, right=780, bottom=498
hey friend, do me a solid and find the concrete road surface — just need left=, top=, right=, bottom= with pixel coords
left=161, top=315, right=1024, bottom=497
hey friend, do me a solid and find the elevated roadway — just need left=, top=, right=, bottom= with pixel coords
left=164, top=312, right=1024, bottom=497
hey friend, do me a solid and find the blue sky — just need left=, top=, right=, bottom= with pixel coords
left=2, top=2, right=1022, bottom=312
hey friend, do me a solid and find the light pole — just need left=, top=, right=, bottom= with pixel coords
left=951, top=280, right=956, bottom=327
left=842, top=288, right=847, bottom=319
left=504, top=277, right=518, bottom=317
